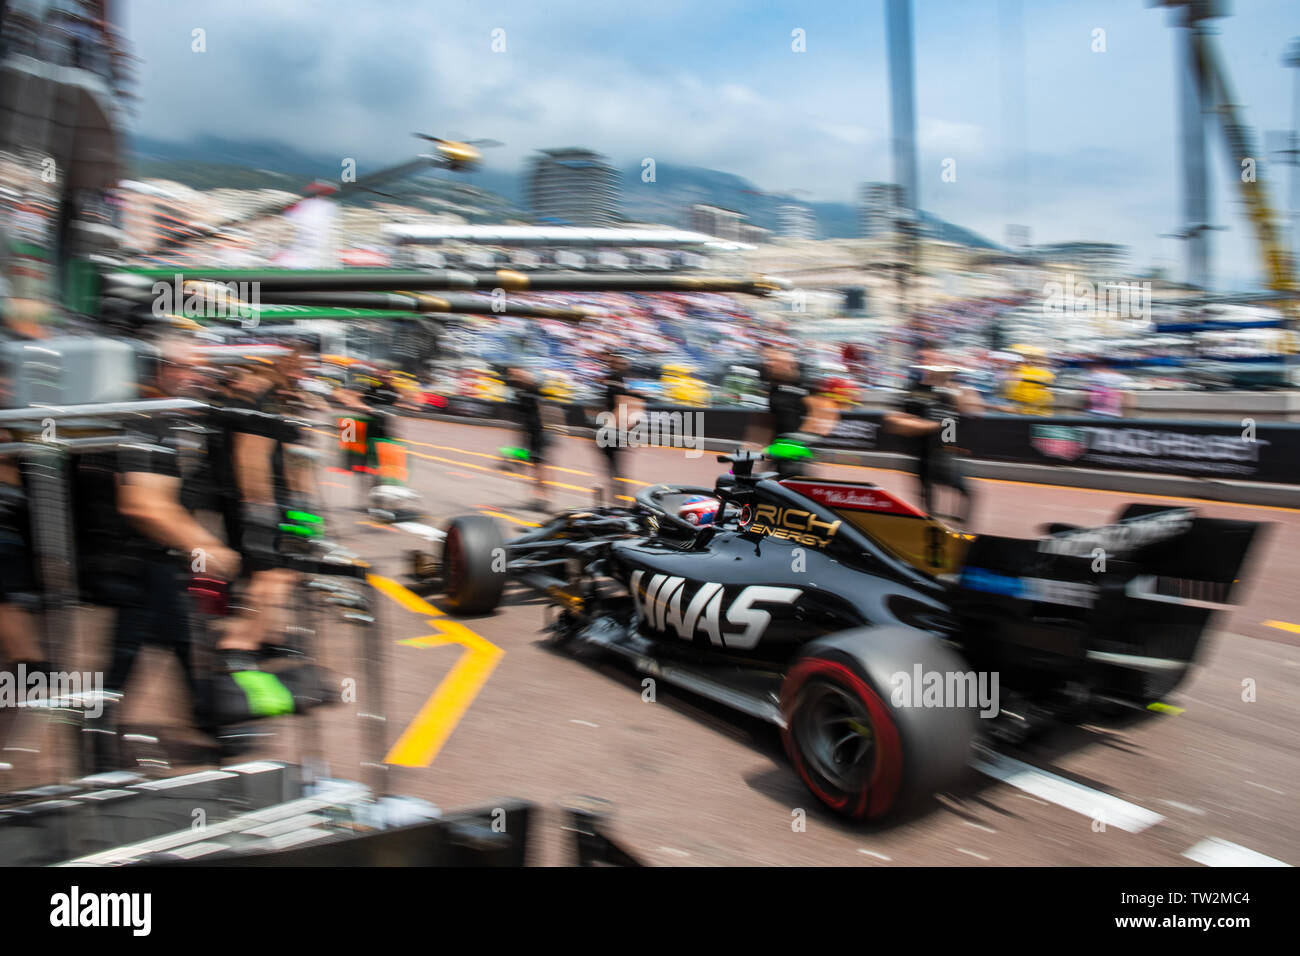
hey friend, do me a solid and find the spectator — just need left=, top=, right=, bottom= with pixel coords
left=1085, top=362, right=1131, bottom=418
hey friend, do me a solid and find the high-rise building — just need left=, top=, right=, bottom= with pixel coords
left=118, top=180, right=205, bottom=252
left=858, top=182, right=904, bottom=238
left=1005, top=224, right=1031, bottom=253
left=2, top=0, right=133, bottom=308
left=687, top=204, right=744, bottom=241
left=1033, top=241, right=1129, bottom=277
left=777, top=204, right=817, bottom=239
left=526, top=148, right=620, bottom=226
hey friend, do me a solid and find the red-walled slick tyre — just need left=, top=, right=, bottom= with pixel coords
left=780, top=626, right=976, bottom=820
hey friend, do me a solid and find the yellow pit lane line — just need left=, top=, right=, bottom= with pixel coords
left=409, top=433, right=1295, bottom=514
left=477, top=508, right=541, bottom=527
left=405, top=448, right=594, bottom=494
left=367, top=574, right=504, bottom=768
left=400, top=439, right=507, bottom=461
left=402, top=436, right=651, bottom=485
left=357, top=520, right=402, bottom=534
left=369, top=572, right=444, bottom=617
left=1264, top=620, right=1300, bottom=635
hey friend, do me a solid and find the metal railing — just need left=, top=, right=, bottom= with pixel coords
left=0, top=398, right=388, bottom=797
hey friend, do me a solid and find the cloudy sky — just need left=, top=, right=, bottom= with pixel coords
left=122, top=0, right=1299, bottom=289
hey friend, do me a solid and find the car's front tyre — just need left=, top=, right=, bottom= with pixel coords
left=441, top=514, right=507, bottom=615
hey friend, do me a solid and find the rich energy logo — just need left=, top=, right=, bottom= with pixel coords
left=631, top=571, right=801, bottom=649
left=744, top=505, right=841, bottom=548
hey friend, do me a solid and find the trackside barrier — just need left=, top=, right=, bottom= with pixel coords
left=424, top=401, right=1300, bottom=494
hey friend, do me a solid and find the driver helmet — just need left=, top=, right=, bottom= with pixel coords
left=677, top=494, right=720, bottom=526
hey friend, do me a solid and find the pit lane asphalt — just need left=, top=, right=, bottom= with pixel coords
left=10, top=413, right=1292, bottom=867
left=298, top=415, right=1296, bottom=866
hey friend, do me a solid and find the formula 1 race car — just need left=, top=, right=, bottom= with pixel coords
left=429, top=451, right=1266, bottom=820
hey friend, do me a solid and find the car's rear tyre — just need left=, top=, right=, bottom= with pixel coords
left=441, top=515, right=506, bottom=615
left=780, top=626, right=976, bottom=821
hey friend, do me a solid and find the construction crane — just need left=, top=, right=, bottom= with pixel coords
left=1154, top=4, right=1299, bottom=296
left=1194, top=30, right=1298, bottom=298
left=1153, top=1, right=1300, bottom=365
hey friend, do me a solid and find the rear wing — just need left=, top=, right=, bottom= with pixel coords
left=1018, top=505, right=1265, bottom=602
left=1104, top=504, right=1263, bottom=604
left=952, top=505, right=1268, bottom=701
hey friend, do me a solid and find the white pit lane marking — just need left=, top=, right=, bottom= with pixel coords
left=1244, top=780, right=1284, bottom=795
left=1182, top=838, right=1292, bottom=867
left=972, top=753, right=1164, bottom=833
left=1015, top=793, right=1049, bottom=806
left=858, top=849, right=892, bottom=861
left=1160, top=800, right=1207, bottom=816
left=392, top=521, right=444, bottom=541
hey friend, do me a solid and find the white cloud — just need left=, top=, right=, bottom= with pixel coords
left=812, top=122, right=875, bottom=146
left=918, top=118, right=987, bottom=155
left=118, top=0, right=1295, bottom=288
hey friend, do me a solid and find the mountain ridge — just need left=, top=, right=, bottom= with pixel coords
left=126, top=134, right=1001, bottom=247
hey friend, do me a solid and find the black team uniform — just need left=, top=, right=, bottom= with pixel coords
left=597, top=369, right=639, bottom=487
left=766, top=370, right=810, bottom=479
left=359, top=376, right=401, bottom=485
left=896, top=380, right=971, bottom=522
left=512, top=377, right=548, bottom=468
left=0, top=478, right=33, bottom=615
left=0, top=467, right=41, bottom=751
left=0, top=468, right=38, bottom=668
left=769, top=379, right=808, bottom=437
left=362, top=376, right=400, bottom=441
left=208, top=388, right=302, bottom=575
left=75, top=415, right=203, bottom=732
